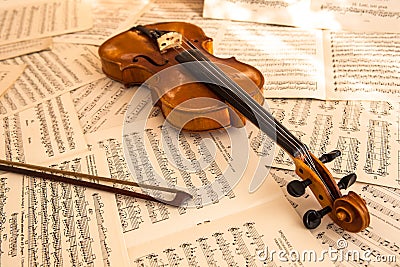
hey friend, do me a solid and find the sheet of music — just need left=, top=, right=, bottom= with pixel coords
left=262, top=98, right=400, bottom=189
left=0, top=64, right=25, bottom=96
left=0, top=92, right=88, bottom=163
left=70, top=78, right=137, bottom=134
left=0, top=0, right=92, bottom=46
left=213, top=21, right=327, bottom=100
left=203, top=0, right=400, bottom=33
left=272, top=168, right=400, bottom=267
left=83, top=115, right=279, bottom=248
left=323, top=30, right=400, bottom=101
left=0, top=163, right=131, bottom=266
left=0, top=42, right=104, bottom=116
left=127, top=180, right=334, bottom=266
left=0, top=38, right=52, bottom=61
left=311, top=0, right=400, bottom=32
left=54, top=0, right=149, bottom=45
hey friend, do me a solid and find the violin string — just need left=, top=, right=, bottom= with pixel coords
left=177, top=38, right=312, bottom=160
left=170, top=37, right=328, bottom=194
left=176, top=37, right=319, bottom=173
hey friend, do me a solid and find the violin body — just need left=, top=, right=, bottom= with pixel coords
left=99, top=21, right=370, bottom=233
left=99, top=22, right=264, bottom=131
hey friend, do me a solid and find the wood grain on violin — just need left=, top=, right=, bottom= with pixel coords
left=99, top=22, right=370, bottom=232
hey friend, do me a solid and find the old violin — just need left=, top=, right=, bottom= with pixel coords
left=99, top=22, right=370, bottom=232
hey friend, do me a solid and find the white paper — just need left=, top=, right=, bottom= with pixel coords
left=71, top=78, right=137, bottom=134
left=263, top=98, right=400, bottom=189
left=311, top=0, right=400, bottom=32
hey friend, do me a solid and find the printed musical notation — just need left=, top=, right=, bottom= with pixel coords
left=0, top=93, right=87, bottom=164
left=128, top=182, right=333, bottom=266
left=0, top=166, right=130, bottom=266
left=272, top=169, right=400, bottom=267
left=0, top=43, right=103, bottom=116
left=340, top=101, right=362, bottom=132
left=266, top=99, right=400, bottom=188
left=332, top=136, right=360, bottom=174
left=364, top=120, right=391, bottom=177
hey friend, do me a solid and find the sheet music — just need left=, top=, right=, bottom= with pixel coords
left=134, top=0, right=400, bottom=102
left=127, top=180, right=334, bottom=266
left=263, top=98, right=400, bottom=189
left=271, top=168, right=400, bottom=267
left=54, top=0, right=149, bottom=45
left=0, top=93, right=87, bottom=163
left=0, top=64, right=25, bottom=97
left=133, top=0, right=228, bottom=41
left=324, top=31, right=400, bottom=101
left=213, top=21, right=327, bottom=100
left=0, top=42, right=104, bottom=116
left=311, top=0, right=400, bottom=32
left=0, top=0, right=92, bottom=46
left=71, top=78, right=137, bottom=134
left=0, top=163, right=130, bottom=266
left=82, top=113, right=278, bottom=248
left=203, top=0, right=400, bottom=33
left=0, top=37, right=52, bottom=60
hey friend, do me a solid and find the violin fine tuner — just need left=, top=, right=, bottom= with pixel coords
left=99, top=22, right=370, bottom=232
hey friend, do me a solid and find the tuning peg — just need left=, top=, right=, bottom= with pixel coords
left=337, top=173, right=357, bottom=190
left=319, top=150, right=341, bottom=163
left=287, top=179, right=312, bottom=197
left=303, top=206, right=332, bottom=229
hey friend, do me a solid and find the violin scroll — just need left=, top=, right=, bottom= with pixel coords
left=290, top=150, right=370, bottom=233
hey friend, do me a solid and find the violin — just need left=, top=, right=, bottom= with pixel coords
left=99, top=22, right=370, bottom=232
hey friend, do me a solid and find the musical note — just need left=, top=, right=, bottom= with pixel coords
left=364, top=120, right=390, bottom=177
left=332, top=136, right=360, bottom=174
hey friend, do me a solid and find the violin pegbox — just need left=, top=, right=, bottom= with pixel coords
left=288, top=150, right=370, bottom=233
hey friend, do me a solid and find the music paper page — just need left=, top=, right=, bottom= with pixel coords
left=71, top=78, right=137, bottom=134
left=0, top=43, right=104, bottom=116
left=311, top=0, right=400, bottom=32
left=263, top=98, right=400, bottom=189
left=203, top=0, right=319, bottom=29
left=0, top=169, right=130, bottom=266
left=0, top=38, right=52, bottom=61
left=213, top=21, right=326, bottom=100
left=203, top=0, right=400, bottom=33
left=0, top=0, right=92, bottom=46
left=128, top=181, right=334, bottom=266
left=83, top=119, right=279, bottom=248
left=54, top=0, right=149, bottom=45
left=272, top=169, right=400, bottom=267
left=324, top=30, right=400, bottom=101
left=0, top=93, right=88, bottom=164
left=0, top=64, right=25, bottom=97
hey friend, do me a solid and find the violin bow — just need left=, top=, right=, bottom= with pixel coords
left=0, top=159, right=191, bottom=207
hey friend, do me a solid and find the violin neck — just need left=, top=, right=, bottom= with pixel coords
left=175, top=49, right=308, bottom=158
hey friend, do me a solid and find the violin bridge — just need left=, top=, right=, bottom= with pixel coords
left=157, top=31, right=182, bottom=53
